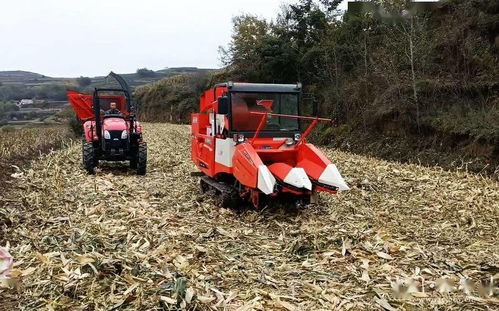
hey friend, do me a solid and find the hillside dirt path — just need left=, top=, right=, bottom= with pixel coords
left=1, top=123, right=498, bottom=310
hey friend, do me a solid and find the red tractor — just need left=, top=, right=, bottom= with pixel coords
left=191, top=82, right=349, bottom=207
left=67, top=72, right=147, bottom=175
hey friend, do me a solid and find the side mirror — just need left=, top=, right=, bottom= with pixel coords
left=218, top=96, right=229, bottom=114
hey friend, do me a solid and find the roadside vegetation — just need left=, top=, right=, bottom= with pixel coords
left=0, top=101, right=19, bottom=124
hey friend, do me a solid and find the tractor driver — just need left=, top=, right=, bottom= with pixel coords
left=106, top=102, right=122, bottom=116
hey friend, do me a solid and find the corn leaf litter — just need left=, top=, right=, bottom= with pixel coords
left=1, top=123, right=498, bottom=310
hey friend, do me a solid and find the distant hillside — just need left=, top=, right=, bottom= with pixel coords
left=134, top=72, right=214, bottom=123
left=134, top=68, right=226, bottom=123
left=0, top=67, right=216, bottom=90
left=0, top=71, right=60, bottom=86
left=88, top=67, right=216, bottom=89
left=0, top=67, right=216, bottom=127
left=0, top=70, right=46, bottom=80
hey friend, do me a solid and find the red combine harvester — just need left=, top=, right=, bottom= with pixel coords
left=67, top=72, right=147, bottom=175
left=191, top=82, right=349, bottom=207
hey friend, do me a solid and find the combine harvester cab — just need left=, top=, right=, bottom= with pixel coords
left=191, top=82, right=349, bottom=207
left=67, top=72, right=147, bottom=175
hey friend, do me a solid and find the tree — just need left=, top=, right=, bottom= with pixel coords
left=385, top=11, right=430, bottom=131
left=136, top=68, right=156, bottom=78
left=218, top=0, right=498, bottom=149
left=318, top=0, right=343, bottom=12
left=221, top=14, right=269, bottom=81
left=76, top=76, right=92, bottom=87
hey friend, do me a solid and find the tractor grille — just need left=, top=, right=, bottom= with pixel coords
left=108, top=130, right=122, bottom=140
left=105, top=130, right=127, bottom=151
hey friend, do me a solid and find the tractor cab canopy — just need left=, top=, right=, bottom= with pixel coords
left=212, top=82, right=302, bottom=137
left=67, top=91, right=128, bottom=120
left=67, top=72, right=134, bottom=121
left=231, top=91, right=300, bottom=133
left=99, top=95, right=127, bottom=115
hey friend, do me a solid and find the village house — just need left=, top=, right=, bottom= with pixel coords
left=16, top=99, right=34, bottom=108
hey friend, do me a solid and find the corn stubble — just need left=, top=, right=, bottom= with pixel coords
left=0, top=126, right=71, bottom=159
left=1, top=123, right=498, bottom=310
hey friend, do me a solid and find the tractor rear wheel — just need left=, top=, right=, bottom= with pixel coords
left=137, top=142, right=147, bottom=175
left=82, top=142, right=96, bottom=174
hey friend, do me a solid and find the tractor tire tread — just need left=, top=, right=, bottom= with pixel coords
left=82, top=142, right=96, bottom=174
left=137, top=142, right=147, bottom=175
left=130, top=157, right=138, bottom=169
left=219, top=189, right=242, bottom=209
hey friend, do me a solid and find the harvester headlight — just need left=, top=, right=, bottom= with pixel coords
left=121, top=130, right=128, bottom=139
left=294, top=133, right=301, bottom=141
left=104, top=130, right=111, bottom=139
left=286, top=138, right=294, bottom=146
left=233, top=134, right=245, bottom=143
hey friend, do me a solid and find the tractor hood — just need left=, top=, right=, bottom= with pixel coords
left=102, top=117, right=128, bottom=131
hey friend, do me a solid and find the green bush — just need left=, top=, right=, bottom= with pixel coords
left=69, top=115, right=83, bottom=137
left=1, top=125, right=16, bottom=132
left=134, top=73, right=209, bottom=123
left=136, top=68, right=157, bottom=78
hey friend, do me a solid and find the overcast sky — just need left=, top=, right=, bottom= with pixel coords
left=0, top=0, right=353, bottom=77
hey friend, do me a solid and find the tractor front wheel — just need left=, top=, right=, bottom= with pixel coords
left=82, top=142, right=96, bottom=174
left=130, top=157, right=137, bottom=169
left=136, top=142, right=147, bottom=175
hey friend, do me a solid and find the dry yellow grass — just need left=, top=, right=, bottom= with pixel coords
left=0, top=126, right=72, bottom=159
left=0, top=125, right=73, bottom=191
left=1, top=123, right=498, bottom=310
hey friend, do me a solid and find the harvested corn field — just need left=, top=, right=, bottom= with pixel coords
left=0, top=125, right=72, bottom=189
left=1, top=123, right=498, bottom=310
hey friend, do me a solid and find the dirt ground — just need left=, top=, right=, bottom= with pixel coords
left=1, top=123, right=498, bottom=310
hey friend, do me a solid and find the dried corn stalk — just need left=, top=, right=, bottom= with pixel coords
left=0, top=123, right=498, bottom=310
